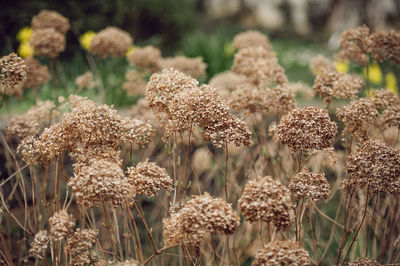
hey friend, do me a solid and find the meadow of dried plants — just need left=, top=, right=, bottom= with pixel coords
left=1, top=10, right=400, bottom=266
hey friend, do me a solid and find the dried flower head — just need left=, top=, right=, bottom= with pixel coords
left=22, top=57, right=50, bottom=89
left=343, top=138, right=400, bottom=194
left=123, top=70, right=147, bottom=96
left=130, top=98, right=159, bottom=127
left=368, top=30, right=400, bottom=64
left=127, top=45, right=162, bottom=73
left=288, top=169, right=330, bottom=202
left=146, top=68, right=199, bottom=125
left=115, top=259, right=140, bottom=266
left=161, top=56, right=207, bottom=79
left=75, top=71, right=95, bottom=90
left=0, top=53, right=27, bottom=95
left=370, top=89, right=400, bottom=110
left=313, top=69, right=363, bottom=102
left=238, top=176, right=294, bottom=231
left=196, top=84, right=252, bottom=148
left=253, top=241, right=311, bottom=266
left=127, top=160, right=172, bottom=197
left=309, top=55, right=335, bottom=75
left=277, top=106, right=337, bottom=153
left=163, top=193, right=240, bottom=246
left=30, top=28, right=66, bottom=58
left=336, top=98, right=379, bottom=140
left=232, top=46, right=287, bottom=87
left=29, top=230, right=49, bottom=259
left=336, top=25, right=370, bottom=66
left=89, top=27, right=133, bottom=58
left=348, top=257, right=381, bottom=266
left=68, top=159, right=134, bottom=207
left=31, top=10, right=70, bottom=34
left=49, top=209, right=75, bottom=241
left=381, top=105, right=400, bottom=129
left=67, top=228, right=98, bottom=265
left=233, top=30, right=271, bottom=51
left=7, top=100, right=54, bottom=139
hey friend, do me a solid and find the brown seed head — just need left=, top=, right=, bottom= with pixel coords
left=0, top=53, right=27, bottom=96
left=127, top=45, right=162, bottom=73
left=67, top=228, right=98, bottom=265
left=233, top=30, right=271, bottom=51
left=49, top=209, right=75, bottom=241
left=336, top=25, right=371, bottom=66
left=89, top=27, right=132, bottom=58
left=161, top=56, right=207, bottom=79
left=277, top=106, right=337, bottom=153
left=30, top=28, right=66, bottom=58
left=22, top=57, right=50, bottom=89
left=29, top=230, right=49, bottom=259
left=75, top=71, right=95, bottom=90
left=31, top=10, right=70, bottom=34
left=288, top=169, right=330, bottom=202
left=123, top=70, right=147, bottom=96
left=252, top=241, right=311, bottom=266
left=348, top=257, right=381, bottom=266
left=309, top=55, right=335, bottom=76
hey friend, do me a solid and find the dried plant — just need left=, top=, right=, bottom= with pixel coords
left=49, top=209, right=75, bottom=241
left=161, top=56, right=207, bottom=79
left=30, top=28, right=66, bottom=58
left=75, top=71, right=95, bottom=90
left=288, top=169, right=330, bottom=202
left=67, top=228, right=98, bottom=265
left=31, top=10, right=70, bottom=34
left=277, top=106, right=337, bottom=153
left=29, top=231, right=49, bottom=259
left=336, top=25, right=370, bottom=66
left=0, top=53, right=27, bottom=97
left=238, top=176, right=294, bottom=231
left=309, top=55, right=335, bottom=75
left=342, top=138, right=400, bottom=194
left=253, top=241, right=311, bottom=266
left=123, top=70, right=147, bottom=96
left=22, top=57, right=50, bottom=89
left=348, top=257, right=381, bottom=266
left=127, top=45, right=162, bottom=73
left=233, top=30, right=271, bottom=51
left=89, top=27, right=133, bottom=58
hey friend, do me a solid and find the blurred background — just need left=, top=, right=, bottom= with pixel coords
left=1, top=0, right=400, bottom=110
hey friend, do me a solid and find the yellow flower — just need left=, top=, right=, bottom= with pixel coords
left=17, top=27, right=33, bottom=43
left=386, top=72, right=398, bottom=94
left=18, top=42, right=34, bottom=58
left=79, top=31, right=96, bottom=50
left=363, top=63, right=382, bottom=84
left=125, top=45, right=136, bottom=57
left=223, top=42, right=235, bottom=57
left=335, top=61, right=349, bottom=73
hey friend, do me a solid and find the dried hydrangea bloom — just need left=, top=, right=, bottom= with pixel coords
left=233, top=30, right=271, bottom=51
left=29, top=230, right=49, bottom=259
left=209, top=71, right=249, bottom=99
left=196, top=84, right=252, bottom=148
left=368, top=30, right=400, bottom=63
left=127, top=45, right=162, bottom=73
left=277, top=107, right=337, bottom=153
left=264, top=86, right=296, bottom=116
left=68, top=159, right=134, bottom=207
left=30, top=28, right=66, bottom=58
left=309, top=55, right=335, bottom=75
left=163, top=193, right=240, bottom=245
left=312, top=69, right=363, bottom=102
left=120, top=118, right=156, bottom=146
left=67, top=228, right=98, bottom=265
left=22, top=57, right=50, bottom=89
left=127, top=160, right=172, bottom=197
left=146, top=68, right=199, bottom=125
left=348, top=257, right=381, bottom=266
left=238, top=176, right=294, bottom=231
left=75, top=71, right=94, bottom=90
left=336, top=25, right=370, bottom=66
left=0, top=53, right=27, bottom=94
left=49, top=209, right=75, bottom=241
left=123, top=70, right=147, bottom=95
left=381, top=105, right=400, bottom=129
left=336, top=98, right=379, bottom=140
left=31, top=10, right=70, bottom=34
left=253, top=241, right=311, bottom=266
left=161, top=56, right=207, bottom=79
left=232, top=46, right=287, bottom=87
left=230, top=84, right=266, bottom=114
left=7, top=100, right=54, bottom=139
left=370, top=89, right=400, bottom=110
left=89, top=27, right=132, bottom=58
left=288, top=169, right=330, bottom=202
left=343, top=138, right=400, bottom=194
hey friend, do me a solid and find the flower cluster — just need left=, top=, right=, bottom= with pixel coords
left=253, top=241, right=311, bottom=266
left=277, top=106, right=337, bottom=153
left=238, top=176, right=294, bottom=231
left=163, top=193, right=240, bottom=246
left=89, top=27, right=133, bottom=57
left=233, top=30, right=271, bottom=51
left=161, top=56, right=207, bottom=79
left=0, top=53, right=27, bottom=97
left=127, top=45, right=162, bottom=73
left=288, top=169, right=330, bottom=202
